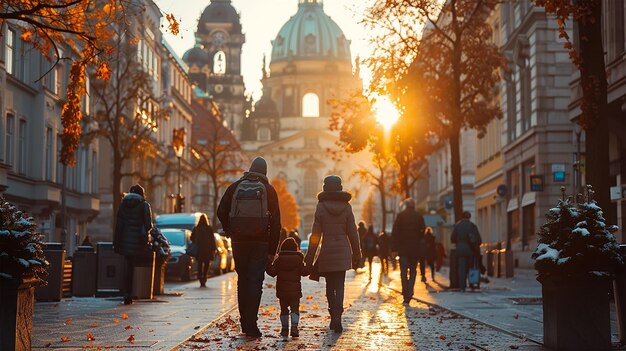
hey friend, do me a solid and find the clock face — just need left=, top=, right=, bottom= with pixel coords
left=211, top=31, right=226, bottom=46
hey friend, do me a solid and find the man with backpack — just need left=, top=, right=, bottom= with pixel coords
left=391, top=198, right=425, bottom=303
left=217, top=156, right=281, bottom=338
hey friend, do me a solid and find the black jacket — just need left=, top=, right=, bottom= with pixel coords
left=266, top=251, right=309, bottom=300
left=391, top=208, right=425, bottom=257
left=451, top=219, right=480, bottom=257
left=114, top=193, right=153, bottom=257
left=191, top=224, right=217, bottom=263
left=217, top=172, right=281, bottom=255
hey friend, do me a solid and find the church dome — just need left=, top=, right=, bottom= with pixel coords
left=251, top=92, right=279, bottom=119
left=197, top=0, right=242, bottom=34
left=271, top=0, right=351, bottom=63
left=182, top=47, right=209, bottom=64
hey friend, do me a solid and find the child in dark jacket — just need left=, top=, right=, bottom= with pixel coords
left=267, top=237, right=309, bottom=338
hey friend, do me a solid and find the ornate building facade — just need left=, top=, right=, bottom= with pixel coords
left=240, top=0, right=367, bottom=233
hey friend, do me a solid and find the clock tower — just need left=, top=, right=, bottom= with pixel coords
left=183, top=0, right=246, bottom=139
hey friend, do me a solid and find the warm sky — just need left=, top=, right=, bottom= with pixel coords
left=153, top=0, right=373, bottom=100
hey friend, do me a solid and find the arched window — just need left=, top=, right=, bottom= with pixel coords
left=257, top=126, right=271, bottom=141
left=302, top=93, right=319, bottom=117
left=213, top=51, right=226, bottom=75
left=303, top=170, right=318, bottom=198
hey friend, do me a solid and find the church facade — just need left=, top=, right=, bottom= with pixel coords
left=185, top=0, right=370, bottom=234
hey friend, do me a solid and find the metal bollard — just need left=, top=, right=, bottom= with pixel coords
left=613, top=244, right=626, bottom=344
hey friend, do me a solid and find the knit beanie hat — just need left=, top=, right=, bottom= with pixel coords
left=129, top=184, right=145, bottom=197
left=280, top=237, right=298, bottom=252
left=323, top=175, right=342, bottom=192
left=249, top=156, right=267, bottom=175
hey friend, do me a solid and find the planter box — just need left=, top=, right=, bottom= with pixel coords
left=541, top=275, right=612, bottom=350
left=0, top=276, right=40, bottom=351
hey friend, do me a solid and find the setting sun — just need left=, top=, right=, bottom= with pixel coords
left=374, top=96, right=400, bottom=131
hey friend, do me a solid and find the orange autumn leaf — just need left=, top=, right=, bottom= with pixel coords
left=165, top=13, right=180, bottom=35
left=86, top=333, right=96, bottom=341
left=311, top=304, right=319, bottom=310
left=95, top=62, right=112, bottom=80
left=90, top=323, right=98, bottom=327
left=113, top=319, right=120, bottom=323
left=370, top=296, right=377, bottom=301
left=60, top=336, right=71, bottom=342
left=121, top=313, right=129, bottom=320
left=306, top=296, right=313, bottom=300
left=439, top=335, right=447, bottom=340
left=125, top=325, right=133, bottom=330
left=64, top=319, right=73, bottom=325
left=405, top=342, right=414, bottom=346
left=127, top=335, right=135, bottom=343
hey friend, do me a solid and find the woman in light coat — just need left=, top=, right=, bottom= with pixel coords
left=304, top=175, right=361, bottom=333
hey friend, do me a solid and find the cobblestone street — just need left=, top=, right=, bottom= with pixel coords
left=179, top=262, right=544, bottom=351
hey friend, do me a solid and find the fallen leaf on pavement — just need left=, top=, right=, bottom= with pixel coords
left=306, top=295, right=313, bottom=300
left=86, top=333, right=96, bottom=341
left=90, top=323, right=98, bottom=327
left=121, top=313, right=129, bottom=320
left=113, top=319, right=120, bottom=323
left=513, top=314, right=519, bottom=319
left=60, top=336, right=71, bottom=342
left=127, top=335, right=135, bottom=343
left=311, top=304, right=318, bottom=310
left=439, top=335, right=447, bottom=340
left=125, top=325, right=133, bottom=330
left=265, top=283, right=274, bottom=288
left=370, top=297, right=377, bottom=301
left=64, top=319, right=73, bottom=325
left=510, top=346, right=519, bottom=350
left=405, top=342, right=414, bottom=346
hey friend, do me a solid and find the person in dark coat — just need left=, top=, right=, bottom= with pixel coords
left=114, top=184, right=153, bottom=305
left=423, top=227, right=437, bottom=281
left=289, top=230, right=302, bottom=247
left=217, top=156, right=281, bottom=338
left=391, top=198, right=425, bottom=304
left=450, top=211, right=480, bottom=291
left=377, top=231, right=391, bottom=275
left=304, top=175, right=361, bottom=333
left=191, top=214, right=217, bottom=287
left=362, top=225, right=378, bottom=280
left=266, top=237, right=309, bottom=338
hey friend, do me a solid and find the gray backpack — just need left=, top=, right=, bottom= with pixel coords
left=228, top=178, right=270, bottom=239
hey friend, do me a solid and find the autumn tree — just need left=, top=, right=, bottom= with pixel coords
left=86, top=21, right=168, bottom=219
left=1, top=0, right=179, bottom=167
left=272, top=178, right=300, bottom=231
left=363, top=0, right=505, bottom=221
left=355, top=152, right=395, bottom=231
left=532, top=0, right=612, bottom=224
left=361, top=189, right=376, bottom=228
left=191, top=101, right=246, bottom=225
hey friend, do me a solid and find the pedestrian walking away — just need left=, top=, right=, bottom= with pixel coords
left=357, top=221, right=367, bottom=269
left=304, top=175, right=361, bottom=333
left=113, top=184, right=155, bottom=305
left=190, top=214, right=218, bottom=287
left=377, top=231, right=391, bottom=275
left=391, top=198, right=425, bottom=303
left=266, top=237, right=310, bottom=339
left=217, top=156, right=281, bottom=338
left=363, top=224, right=378, bottom=280
left=423, top=227, right=436, bottom=281
left=451, top=211, right=480, bottom=291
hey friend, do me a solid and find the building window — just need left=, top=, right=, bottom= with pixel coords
left=18, top=119, right=26, bottom=174
left=54, top=65, right=63, bottom=95
left=508, top=167, right=519, bottom=199
left=213, top=51, right=226, bottom=75
left=92, top=151, right=98, bottom=193
left=304, top=137, right=318, bottom=148
left=45, top=128, right=53, bottom=181
left=520, top=57, right=531, bottom=133
left=257, top=126, right=271, bottom=141
left=522, top=159, right=536, bottom=193
left=6, top=29, right=15, bottom=75
left=508, top=209, right=520, bottom=244
left=304, top=170, right=318, bottom=198
left=5, top=114, right=14, bottom=167
left=57, top=136, right=63, bottom=183
left=302, top=93, right=319, bottom=117
left=506, top=78, right=516, bottom=142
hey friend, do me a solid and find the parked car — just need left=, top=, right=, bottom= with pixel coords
left=160, top=228, right=197, bottom=281
left=210, top=233, right=229, bottom=275
left=300, top=240, right=309, bottom=255
left=154, top=212, right=207, bottom=231
left=223, top=236, right=235, bottom=271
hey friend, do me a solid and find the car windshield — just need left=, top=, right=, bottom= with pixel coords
left=156, top=223, right=195, bottom=231
left=162, top=231, right=186, bottom=247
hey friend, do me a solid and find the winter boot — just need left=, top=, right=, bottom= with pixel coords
left=290, top=312, right=300, bottom=338
left=280, top=315, right=289, bottom=338
left=331, top=307, right=343, bottom=333
left=328, top=308, right=336, bottom=330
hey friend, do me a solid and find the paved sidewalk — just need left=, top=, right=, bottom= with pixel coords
left=178, top=265, right=543, bottom=351
left=32, top=273, right=238, bottom=350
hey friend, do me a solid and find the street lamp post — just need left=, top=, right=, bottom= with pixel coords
left=174, top=146, right=183, bottom=213
left=172, top=128, right=185, bottom=213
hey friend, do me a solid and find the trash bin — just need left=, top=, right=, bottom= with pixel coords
left=153, top=255, right=168, bottom=296
left=449, top=248, right=458, bottom=289
left=96, top=242, right=125, bottom=295
left=132, top=252, right=155, bottom=300
left=35, top=243, right=66, bottom=301
left=72, top=246, right=97, bottom=297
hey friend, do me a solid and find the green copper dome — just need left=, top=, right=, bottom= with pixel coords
left=271, top=0, right=351, bottom=63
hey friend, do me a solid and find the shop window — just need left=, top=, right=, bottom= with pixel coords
left=302, top=93, right=319, bottom=117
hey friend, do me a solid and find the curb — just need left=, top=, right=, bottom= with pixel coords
left=168, top=303, right=239, bottom=351
left=380, top=282, right=544, bottom=346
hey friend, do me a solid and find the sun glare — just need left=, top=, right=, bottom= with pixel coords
left=374, top=96, right=400, bottom=131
